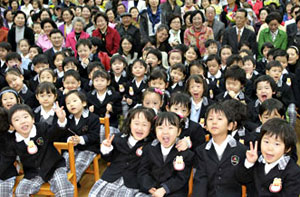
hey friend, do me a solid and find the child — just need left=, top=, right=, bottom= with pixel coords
left=18, top=39, right=31, bottom=70
left=89, top=107, right=156, bottom=197
left=62, top=70, right=83, bottom=95
left=193, top=103, right=247, bottom=196
left=84, top=62, right=104, bottom=93
left=219, top=45, right=232, bottom=73
left=32, top=22, right=42, bottom=42
left=203, top=39, right=218, bottom=61
left=9, top=104, right=74, bottom=196
left=186, top=74, right=213, bottom=126
left=64, top=90, right=100, bottom=183
left=30, top=54, right=50, bottom=91
left=189, top=60, right=205, bottom=77
left=243, top=55, right=260, bottom=83
left=0, top=107, right=18, bottom=197
left=76, top=39, right=100, bottom=79
left=184, top=45, right=200, bottom=66
left=87, top=69, right=122, bottom=142
left=136, top=112, right=194, bottom=196
left=0, top=42, right=12, bottom=74
left=145, top=48, right=162, bottom=70
left=237, top=118, right=300, bottom=196
left=28, top=45, right=43, bottom=62
left=0, top=87, right=22, bottom=110
left=256, top=42, right=274, bottom=74
left=148, top=68, right=169, bottom=92
left=167, top=92, right=206, bottom=150
left=34, top=82, right=58, bottom=125
left=110, top=55, right=128, bottom=95
left=168, top=63, right=186, bottom=95
left=125, top=59, right=148, bottom=109
left=5, top=68, right=37, bottom=108
left=142, top=87, right=164, bottom=113
left=168, top=49, right=183, bottom=68
left=216, top=65, right=251, bottom=104
left=206, top=54, right=223, bottom=100
left=5, top=52, right=31, bottom=81
left=53, top=51, right=65, bottom=81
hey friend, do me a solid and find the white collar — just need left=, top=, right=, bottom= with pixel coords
left=114, top=75, right=121, bottom=82
left=128, top=135, right=138, bottom=147
left=236, top=26, right=244, bottom=35
left=40, top=104, right=55, bottom=120
left=135, top=79, right=142, bottom=88
left=69, top=108, right=89, bottom=119
left=97, top=91, right=107, bottom=102
left=208, top=70, right=222, bottom=79
left=258, top=155, right=290, bottom=174
left=15, top=125, right=37, bottom=145
left=206, top=134, right=236, bottom=150
left=161, top=144, right=174, bottom=156
left=212, top=135, right=230, bottom=160
left=282, top=68, right=288, bottom=75
left=192, top=98, right=203, bottom=110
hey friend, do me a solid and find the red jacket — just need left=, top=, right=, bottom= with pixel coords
left=65, top=31, right=90, bottom=55
left=92, top=26, right=120, bottom=56
left=98, top=51, right=111, bottom=71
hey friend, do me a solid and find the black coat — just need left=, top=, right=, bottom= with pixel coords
left=8, top=26, right=35, bottom=52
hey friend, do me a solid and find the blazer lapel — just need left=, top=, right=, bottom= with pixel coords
left=207, top=145, right=219, bottom=164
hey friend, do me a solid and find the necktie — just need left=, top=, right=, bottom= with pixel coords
left=237, top=29, right=241, bottom=42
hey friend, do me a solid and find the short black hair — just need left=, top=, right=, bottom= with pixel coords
left=29, top=45, right=43, bottom=54
left=265, top=11, right=282, bottom=24
left=64, top=70, right=81, bottom=82
left=49, top=29, right=64, bottom=37
left=260, top=118, right=297, bottom=153
left=205, top=39, right=218, bottom=48
left=190, top=10, right=205, bottom=23
left=238, top=41, right=252, bottom=51
left=87, top=62, right=104, bottom=75
left=0, top=107, right=9, bottom=133
left=36, top=82, right=57, bottom=96
left=147, top=48, right=162, bottom=62
left=206, top=54, right=221, bottom=65
left=168, top=14, right=182, bottom=27
left=239, top=49, right=253, bottom=57
left=62, top=57, right=80, bottom=70
left=171, top=63, right=187, bottom=76
left=243, top=55, right=256, bottom=67
left=76, top=39, right=92, bottom=50
left=265, top=60, right=283, bottom=71
left=0, top=42, right=12, bottom=51
left=6, top=52, right=21, bottom=62
left=8, top=104, right=34, bottom=124
left=254, top=75, right=277, bottom=92
left=185, top=74, right=208, bottom=97
left=273, top=49, right=289, bottom=60
left=169, top=92, right=191, bottom=111
left=13, top=11, right=27, bottom=26
left=40, top=18, right=57, bottom=29
left=94, top=12, right=109, bottom=25
left=110, top=54, right=128, bottom=68
left=259, top=98, right=285, bottom=117
left=92, top=69, right=110, bottom=81
left=39, top=8, right=52, bottom=20
left=65, top=90, right=87, bottom=103
left=236, top=8, right=248, bottom=18
left=225, top=65, right=246, bottom=86
left=226, top=54, right=243, bottom=67
left=155, top=111, right=185, bottom=130
left=186, top=45, right=201, bottom=60
left=32, top=54, right=49, bottom=65
left=149, top=68, right=168, bottom=83
left=222, top=99, right=247, bottom=129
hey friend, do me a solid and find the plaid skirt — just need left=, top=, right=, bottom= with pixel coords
left=0, top=176, right=16, bottom=197
left=89, top=177, right=139, bottom=197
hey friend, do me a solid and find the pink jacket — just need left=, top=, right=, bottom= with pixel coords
left=65, top=31, right=90, bottom=55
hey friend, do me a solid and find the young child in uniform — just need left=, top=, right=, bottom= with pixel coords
left=89, top=107, right=156, bottom=197
left=0, top=87, right=22, bottom=110
left=192, top=103, right=247, bottom=196
left=237, top=118, right=300, bottom=196
left=136, top=112, right=194, bottom=197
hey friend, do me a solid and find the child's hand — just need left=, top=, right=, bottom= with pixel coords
left=152, top=187, right=166, bottom=197
left=82, top=57, right=89, bottom=65
left=89, top=105, right=94, bottom=112
left=63, top=88, right=69, bottom=95
left=102, top=135, right=115, bottom=148
left=70, top=135, right=80, bottom=146
left=246, top=73, right=252, bottom=79
left=126, top=98, right=133, bottom=105
left=149, top=188, right=156, bottom=194
left=106, top=103, right=112, bottom=112
left=176, top=138, right=189, bottom=152
left=246, top=141, right=258, bottom=164
left=54, top=102, right=66, bottom=123
left=228, top=91, right=237, bottom=99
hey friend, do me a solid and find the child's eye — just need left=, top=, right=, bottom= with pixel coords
left=275, top=142, right=281, bottom=146
left=263, top=140, right=269, bottom=144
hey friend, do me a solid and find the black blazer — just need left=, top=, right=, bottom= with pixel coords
left=181, top=120, right=206, bottom=151
left=44, top=47, right=66, bottom=69
left=10, top=122, right=67, bottom=182
left=138, top=140, right=194, bottom=196
left=8, top=26, right=35, bottom=52
left=236, top=155, right=300, bottom=196
left=33, top=105, right=58, bottom=126
left=222, top=27, right=257, bottom=55
left=124, top=78, right=148, bottom=108
left=192, top=137, right=247, bottom=197
left=100, top=133, right=153, bottom=189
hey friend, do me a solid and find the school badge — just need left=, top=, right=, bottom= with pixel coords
left=119, top=84, right=125, bottom=93
left=27, top=140, right=38, bottom=154
left=199, top=118, right=205, bottom=128
left=173, top=156, right=185, bottom=171
left=136, top=146, right=143, bottom=157
left=231, top=155, right=240, bottom=166
left=286, top=78, right=291, bottom=86
left=269, top=178, right=282, bottom=193
left=239, top=139, right=244, bottom=145
left=36, top=137, right=44, bottom=146
left=129, top=86, right=134, bottom=96
left=209, top=89, right=214, bottom=99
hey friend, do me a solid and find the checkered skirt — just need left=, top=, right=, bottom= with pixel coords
left=89, top=177, right=139, bottom=197
left=0, top=176, right=16, bottom=197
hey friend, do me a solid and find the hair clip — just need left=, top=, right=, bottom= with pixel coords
left=154, top=88, right=163, bottom=95
left=178, top=114, right=184, bottom=119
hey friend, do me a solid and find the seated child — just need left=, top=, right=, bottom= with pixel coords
left=203, top=39, right=218, bottom=61
left=237, top=118, right=300, bottom=196
left=52, top=51, right=65, bottom=81
left=18, top=39, right=31, bottom=70
left=219, top=45, right=232, bottom=74
left=145, top=48, right=162, bottom=71
left=184, top=45, right=200, bottom=67
left=88, top=107, right=155, bottom=197
left=193, top=103, right=247, bottom=196
left=83, top=62, right=104, bottom=92
left=168, top=63, right=186, bottom=95
left=243, top=55, right=260, bottom=83
left=168, top=49, right=183, bottom=68
left=63, top=90, right=100, bottom=183
left=136, top=112, right=194, bottom=197
left=109, top=55, right=128, bottom=95
left=9, top=104, right=74, bottom=196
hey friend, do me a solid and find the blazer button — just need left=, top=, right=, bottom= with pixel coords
left=218, top=176, right=221, bottom=180
left=218, top=168, right=221, bottom=171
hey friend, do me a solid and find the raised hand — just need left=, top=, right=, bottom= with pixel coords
left=102, top=134, right=115, bottom=148
left=89, top=105, right=94, bottom=112
left=246, top=141, right=258, bottom=164
left=54, top=101, right=66, bottom=123
left=106, top=103, right=112, bottom=112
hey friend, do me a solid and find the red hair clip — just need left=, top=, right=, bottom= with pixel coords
left=154, top=88, right=163, bottom=95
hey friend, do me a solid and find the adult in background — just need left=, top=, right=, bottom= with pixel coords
left=58, top=8, right=74, bottom=38
left=36, top=18, right=60, bottom=52
left=168, top=14, right=184, bottom=48
left=66, top=17, right=90, bottom=56
left=160, top=0, right=181, bottom=26
left=151, top=24, right=172, bottom=53
left=184, top=10, right=214, bottom=57
left=92, top=12, right=120, bottom=56
left=222, top=8, right=257, bottom=54
left=204, top=6, right=225, bottom=42
left=8, top=10, right=34, bottom=52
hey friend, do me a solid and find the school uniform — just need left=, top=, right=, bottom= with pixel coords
left=78, top=55, right=101, bottom=79
left=28, top=74, right=39, bottom=92
left=281, top=70, right=300, bottom=111
left=215, top=91, right=252, bottom=104
left=136, top=139, right=194, bottom=197
left=18, top=84, right=39, bottom=109
left=168, top=81, right=185, bottom=95
left=12, top=122, right=74, bottom=196
left=246, top=99, right=261, bottom=131
left=236, top=155, right=300, bottom=196
left=34, top=105, right=58, bottom=126
left=63, top=109, right=100, bottom=182
left=181, top=119, right=206, bottom=151
left=110, top=71, right=128, bottom=96
left=124, top=78, right=148, bottom=108
left=206, top=71, right=224, bottom=100
left=89, top=133, right=154, bottom=197
left=231, top=127, right=255, bottom=148
left=192, top=135, right=247, bottom=197
left=87, top=89, right=122, bottom=142
left=256, top=58, right=267, bottom=75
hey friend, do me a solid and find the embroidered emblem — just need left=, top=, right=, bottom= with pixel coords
left=231, top=155, right=240, bottom=166
left=82, top=125, right=88, bottom=133
left=209, top=89, right=214, bottom=99
left=217, top=80, right=220, bottom=88
left=129, top=86, right=134, bottom=96
left=136, top=146, right=143, bottom=157
left=119, top=84, right=125, bottom=92
left=173, top=156, right=185, bottom=171
left=239, top=139, right=244, bottom=145
left=276, top=91, right=282, bottom=98
left=269, top=178, right=282, bottom=193
left=107, top=90, right=112, bottom=95
left=36, top=137, right=44, bottom=146
left=199, top=118, right=205, bottom=128
left=27, top=140, right=38, bottom=154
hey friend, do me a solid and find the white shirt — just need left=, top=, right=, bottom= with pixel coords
left=128, top=135, right=138, bottom=148
left=161, top=144, right=174, bottom=161
left=212, top=136, right=230, bottom=160
left=97, top=91, right=107, bottom=102
left=114, top=75, right=121, bottom=83
left=40, top=105, right=55, bottom=120
left=135, top=79, right=142, bottom=88
left=208, top=70, right=222, bottom=81
left=15, top=125, right=37, bottom=145
left=236, top=27, right=244, bottom=36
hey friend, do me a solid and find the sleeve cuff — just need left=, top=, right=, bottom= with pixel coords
left=244, top=159, right=255, bottom=169
left=79, top=136, right=86, bottom=145
left=101, top=144, right=113, bottom=155
left=161, top=183, right=170, bottom=194
left=67, top=137, right=72, bottom=142
left=57, top=118, right=67, bottom=127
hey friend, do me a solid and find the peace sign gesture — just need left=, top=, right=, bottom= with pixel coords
left=54, top=101, right=66, bottom=123
left=246, top=141, right=258, bottom=164
left=102, top=134, right=115, bottom=148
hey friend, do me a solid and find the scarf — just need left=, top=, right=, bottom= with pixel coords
left=147, top=6, right=161, bottom=34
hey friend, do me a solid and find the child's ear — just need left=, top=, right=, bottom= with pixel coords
left=285, top=147, right=291, bottom=154
left=266, top=70, right=269, bottom=75
left=158, top=60, right=161, bottom=65
left=107, top=80, right=111, bottom=86
left=83, top=101, right=87, bottom=107
left=166, top=105, right=170, bottom=112
left=227, top=121, right=234, bottom=131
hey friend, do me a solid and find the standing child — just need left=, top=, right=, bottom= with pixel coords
left=243, top=55, right=260, bottom=83
left=30, top=54, right=50, bottom=91
left=87, top=69, right=122, bottom=142
left=237, top=118, right=300, bottom=196
left=205, top=54, right=223, bottom=100
left=136, top=112, right=194, bottom=197
left=168, top=63, right=186, bottom=95
left=256, top=42, right=274, bottom=74
left=145, top=48, right=162, bottom=71
left=168, top=49, right=183, bottom=68
left=17, top=39, right=31, bottom=70
left=9, top=104, right=74, bottom=196
left=64, top=90, right=100, bottom=183
left=189, top=60, right=205, bottom=77
left=89, top=107, right=155, bottom=197
left=219, top=45, right=232, bottom=74
left=53, top=51, right=65, bottom=82
left=110, top=55, right=128, bottom=96
left=192, top=103, right=247, bottom=196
